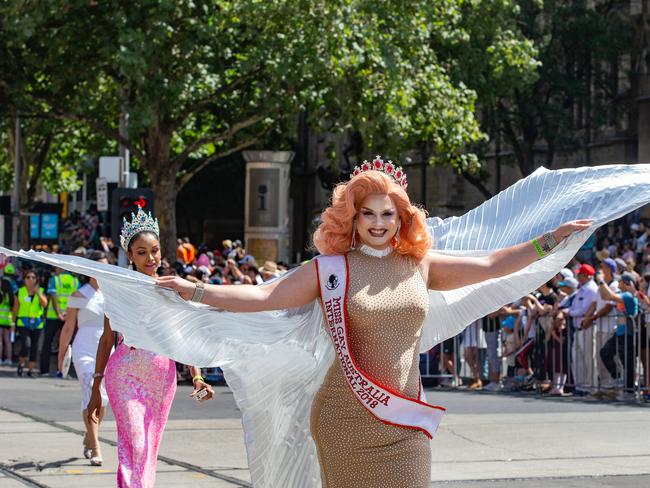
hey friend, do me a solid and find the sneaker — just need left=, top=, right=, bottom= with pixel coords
left=550, top=389, right=571, bottom=397
left=2, top=359, right=11, bottom=366
left=484, top=382, right=502, bottom=392
left=26, top=370, right=35, bottom=378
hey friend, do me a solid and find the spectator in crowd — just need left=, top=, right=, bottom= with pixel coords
left=463, top=319, right=486, bottom=390
left=615, top=257, right=627, bottom=275
left=557, top=277, right=579, bottom=303
left=625, top=258, right=641, bottom=283
left=482, top=309, right=509, bottom=392
left=597, top=272, right=639, bottom=401
left=239, top=255, right=262, bottom=285
left=621, top=241, right=635, bottom=262
left=513, top=303, right=535, bottom=385
left=261, top=261, right=281, bottom=282
left=176, top=238, right=190, bottom=265
left=0, top=275, right=17, bottom=365
left=500, top=315, right=519, bottom=380
left=14, top=269, right=48, bottom=377
left=638, top=275, right=650, bottom=400
left=183, top=237, right=196, bottom=264
left=40, top=267, right=80, bottom=376
left=581, top=258, right=618, bottom=391
left=222, top=240, right=233, bottom=258
left=525, top=282, right=557, bottom=389
left=440, top=336, right=461, bottom=387
left=548, top=311, right=570, bottom=396
left=567, top=263, right=598, bottom=394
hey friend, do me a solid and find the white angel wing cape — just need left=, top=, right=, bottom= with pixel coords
left=2, top=163, right=650, bottom=487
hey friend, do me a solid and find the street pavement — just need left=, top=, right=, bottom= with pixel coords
left=0, top=365, right=649, bottom=487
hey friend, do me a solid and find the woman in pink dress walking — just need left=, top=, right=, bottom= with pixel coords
left=86, top=208, right=214, bottom=487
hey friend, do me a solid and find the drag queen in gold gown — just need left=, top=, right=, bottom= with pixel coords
left=156, top=157, right=589, bottom=487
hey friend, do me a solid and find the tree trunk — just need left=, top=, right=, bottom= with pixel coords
left=141, top=126, right=179, bottom=263
left=150, top=175, right=178, bottom=264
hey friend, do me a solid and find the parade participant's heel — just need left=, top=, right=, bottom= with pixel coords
left=89, top=447, right=103, bottom=466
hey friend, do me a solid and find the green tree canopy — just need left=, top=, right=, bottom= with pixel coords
left=1, top=0, right=541, bottom=257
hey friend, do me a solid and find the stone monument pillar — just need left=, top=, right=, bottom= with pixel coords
left=242, top=150, right=294, bottom=264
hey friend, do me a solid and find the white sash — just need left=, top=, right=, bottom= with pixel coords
left=316, top=254, right=445, bottom=439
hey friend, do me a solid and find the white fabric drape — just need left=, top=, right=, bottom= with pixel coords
left=3, top=163, right=650, bottom=487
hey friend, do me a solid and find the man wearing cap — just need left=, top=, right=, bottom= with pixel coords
left=596, top=272, right=639, bottom=400
left=568, top=263, right=599, bottom=394
left=581, top=258, right=619, bottom=389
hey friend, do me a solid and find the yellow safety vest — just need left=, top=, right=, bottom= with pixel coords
left=47, top=273, right=80, bottom=319
left=17, top=286, right=45, bottom=330
left=0, top=290, right=12, bottom=327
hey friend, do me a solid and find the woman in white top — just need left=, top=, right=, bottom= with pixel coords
left=58, top=250, right=109, bottom=466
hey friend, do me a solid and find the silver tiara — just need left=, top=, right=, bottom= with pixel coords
left=120, top=206, right=160, bottom=251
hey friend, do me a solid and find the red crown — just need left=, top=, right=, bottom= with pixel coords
left=350, top=156, right=408, bottom=189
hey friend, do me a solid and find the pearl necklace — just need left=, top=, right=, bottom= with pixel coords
left=358, top=244, right=393, bottom=258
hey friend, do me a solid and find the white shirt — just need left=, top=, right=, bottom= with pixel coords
left=594, top=279, right=618, bottom=333
left=568, top=279, right=598, bottom=327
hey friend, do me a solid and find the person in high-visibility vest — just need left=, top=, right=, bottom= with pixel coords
left=0, top=275, right=17, bottom=365
left=40, top=267, right=79, bottom=375
left=14, top=269, right=47, bottom=377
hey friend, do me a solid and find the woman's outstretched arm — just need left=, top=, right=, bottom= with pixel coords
left=423, top=220, right=593, bottom=291
left=155, top=260, right=319, bottom=313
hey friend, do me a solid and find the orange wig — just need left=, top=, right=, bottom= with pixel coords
left=313, top=170, right=432, bottom=261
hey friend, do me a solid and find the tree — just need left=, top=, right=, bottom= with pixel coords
left=0, top=117, right=111, bottom=247
left=1, top=0, right=543, bottom=258
left=478, top=0, right=633, bottom=186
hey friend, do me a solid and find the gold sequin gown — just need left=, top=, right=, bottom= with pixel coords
left=310, top=250, right=431, bottom=487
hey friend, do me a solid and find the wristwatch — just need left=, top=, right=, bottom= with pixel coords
left=191, top=280, right=205, bottom=303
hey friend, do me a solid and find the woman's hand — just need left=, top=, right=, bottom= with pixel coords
left=552, top=219, right=594, bottom=244
left=87, top=389, right=103, bottom=424
left=191, top=379, right=214, bottom=403
left=155, top=276, right=196, bottom=301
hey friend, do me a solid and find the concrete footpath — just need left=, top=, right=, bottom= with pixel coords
left=0, top=366, right=649, bottom=487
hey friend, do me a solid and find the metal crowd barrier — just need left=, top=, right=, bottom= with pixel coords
left=420, top=312, right=650, bottom=402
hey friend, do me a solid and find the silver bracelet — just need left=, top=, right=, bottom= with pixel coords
left=191, top=281, right=205, bottom=303
left=540, top=232, right=558, bottom=254
left=92, top=373, right=104, bottom=379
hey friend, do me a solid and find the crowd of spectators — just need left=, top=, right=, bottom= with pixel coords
left=3, top=209, right=650, bottom=402
left=429, top=219, right=650, bottom=402
left=0, top=209, right=291, bottom=383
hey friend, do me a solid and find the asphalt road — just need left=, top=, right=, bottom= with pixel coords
left=1, top=365, right=648, bottom=487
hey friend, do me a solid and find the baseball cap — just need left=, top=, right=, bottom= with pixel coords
left=615, top=257, right=627, bottom=273
left=559, top=268, right=574, bottom=279
left=558, top=277, right=579, bottom=290
left=239, top=255, right=258, bottom=267
left=577, top=264, right=595, bottom=276
left=501, top=316, right=515, bottom=330
left=601, top=258, right=618, bottom=275
left=620, top=272, right=637, bottom=286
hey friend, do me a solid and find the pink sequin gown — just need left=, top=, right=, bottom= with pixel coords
left=105, top=340, right=177, bottom=487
